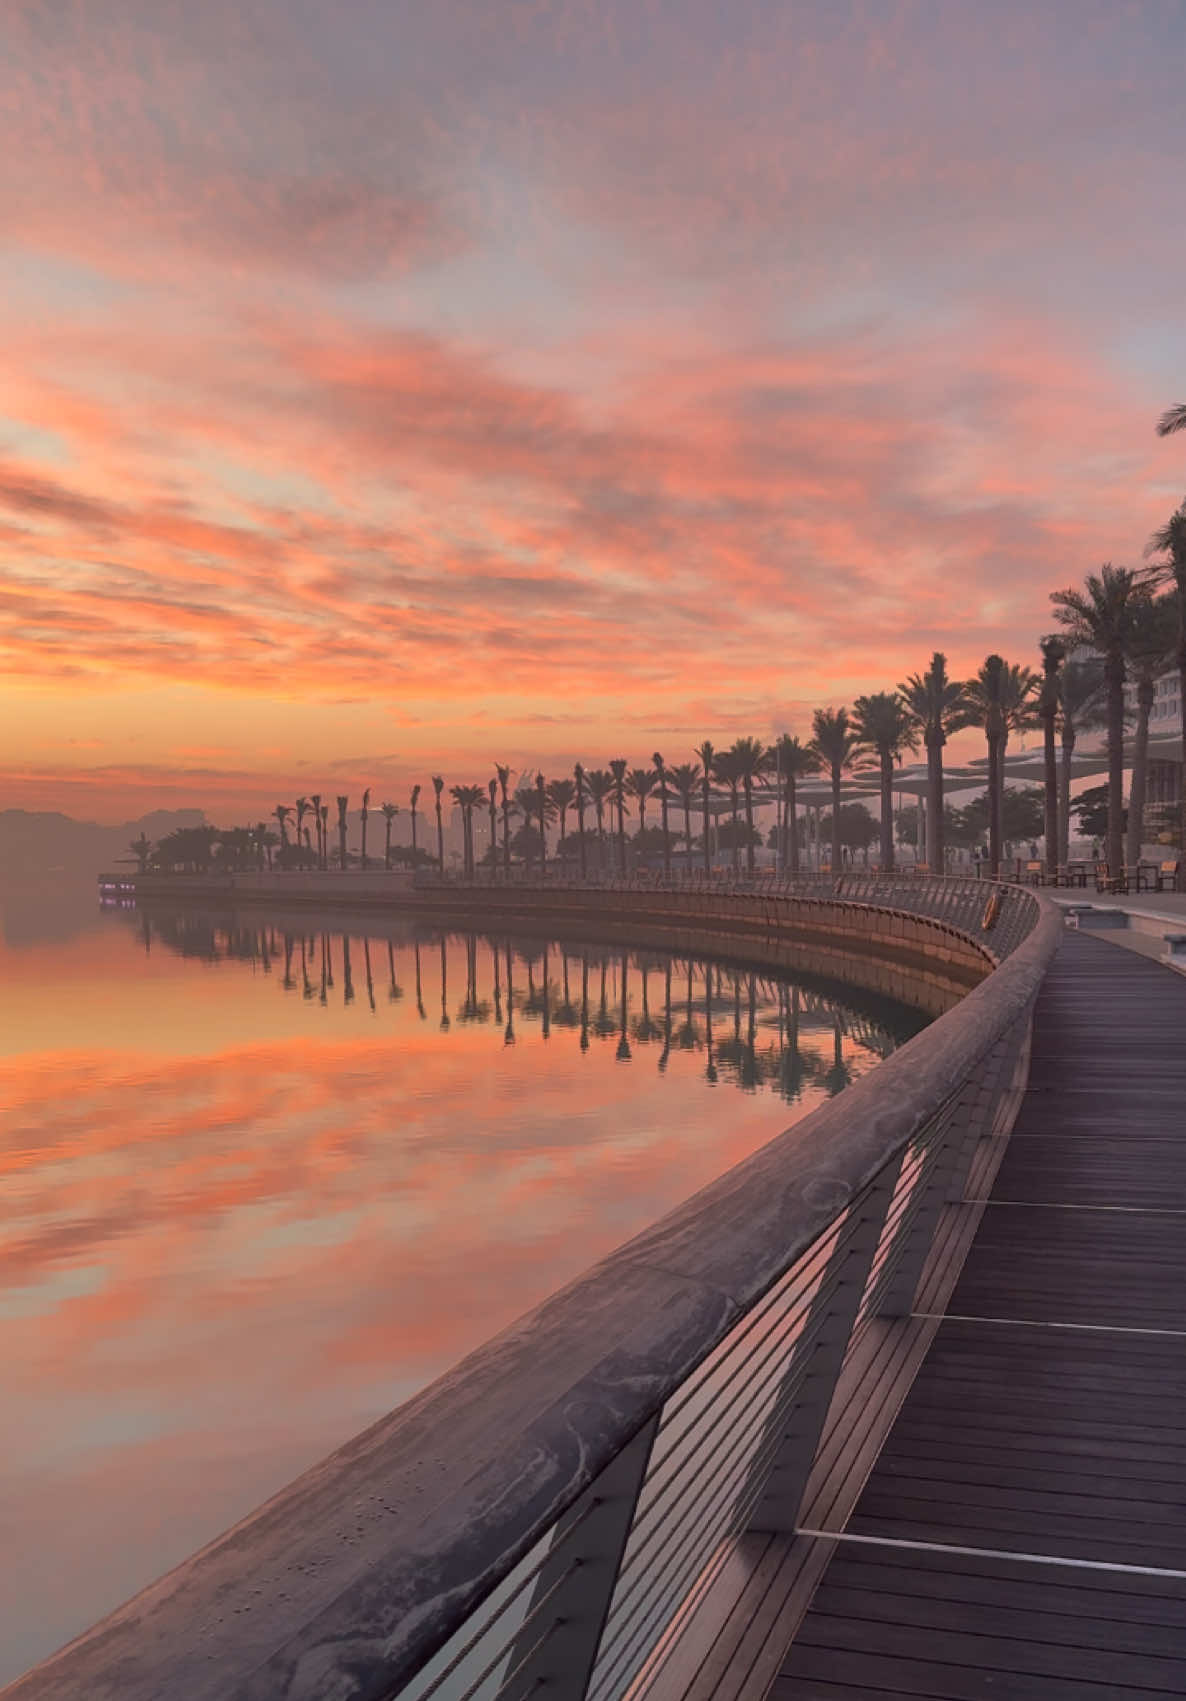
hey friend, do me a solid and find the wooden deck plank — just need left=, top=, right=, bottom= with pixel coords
left=774, top=932, right=1186, bottom=1697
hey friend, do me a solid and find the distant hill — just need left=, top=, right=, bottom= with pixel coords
left=0, top=808, right=209, bottom=883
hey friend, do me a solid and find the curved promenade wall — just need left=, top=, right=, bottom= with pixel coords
left=14, top=876, right=1062, bottom=1701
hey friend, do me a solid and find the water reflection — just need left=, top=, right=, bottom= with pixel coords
left=118, top=907, right=921, bottom=1101
left=0, top=900, right=925, bottom=1684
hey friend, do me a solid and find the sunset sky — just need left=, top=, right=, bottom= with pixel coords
left=3, top=0, right=1185, bottom=821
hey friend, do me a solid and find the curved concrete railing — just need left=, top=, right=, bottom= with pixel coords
left=13, top=879, right=1062, bottom=1701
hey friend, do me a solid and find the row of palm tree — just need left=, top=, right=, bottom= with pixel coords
left=140, top=404, right=1185, bottom=889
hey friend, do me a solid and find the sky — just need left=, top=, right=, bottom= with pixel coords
left=2, top=0, right=1185, bottom=821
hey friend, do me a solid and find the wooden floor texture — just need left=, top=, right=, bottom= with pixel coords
left=774, top=931, right=1186, bottom=1699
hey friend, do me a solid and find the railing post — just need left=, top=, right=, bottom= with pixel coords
left=743, top=1156, right=902, bottom=1535
left=501, top=1412, right=659, bottom=1701
left=875, top=1017, right=1025, bottom=1320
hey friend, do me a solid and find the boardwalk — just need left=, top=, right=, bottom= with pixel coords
left=776, top=931, right=1186, bottom=1699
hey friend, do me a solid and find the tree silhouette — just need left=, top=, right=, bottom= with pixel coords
left=1052, top=565, right=1143, bottom=877
left=1124, top=593, right=1178, bottom=868
left=653, top=752, right=672, bottom=878
left=359, top=788, right=371, bottom=870
left=585, top=769, right=612, bottom=871
left=496, top=764, right=513, bottom=875
left=1038, top=637, right=1065, bottom=880
left=487, top=779, right=499, bottom=878
left=310, top=793, right=323, bottom=868
left=812, top=708, right=859, bottom=875
left=670, top=762, right=701, bottom=867
left=380, top=801, right=399, bottom=869
left=899, top=654, right=973, bottom=871
left=546, top=777, right=576, bottom=869
left=1144, top=507, right=1186, bottom=880
left=432, top=776, right=445, bottom=874
left=609, top=759, right=629, bottom=875
left=336, top=795, right=349, bottom=870
left=573, top=763, right=589, bottom=879
left=409, top=784, right=421, bottom=860
left=851, top=695, right=917, bottom=873
left=273, top=804, right=291, bottom=852
left=728, top=737, right=769, bottom=874
left=695, top=740, right=716, bottom=872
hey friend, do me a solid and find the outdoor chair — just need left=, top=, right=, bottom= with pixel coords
left=1094, top=862, right=1120, bottom=893
left=1155, top=859, right=1181, bottom=892
left=1024, top=861, right=1044, bottom=886
left=1058, top=863, right=1089, bottom=888
left=913, top=862, right=930, bottom=875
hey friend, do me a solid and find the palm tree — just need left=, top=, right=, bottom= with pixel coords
left=899, top=654, right=972, bottom=872
left=546, top=777, right=577, bottom=868
left=409, top=784, right=421, bottom=860
left=851, top=693, right=918, bottom=872
left=586, top=768, right=613, bottom=871
left=998, top=662, right=1041, bottom=852
left=335, top=796, right=349, bottom=870
left=273, top=804, right=291, bottom=853
left=1156, top=404, right=1186, bottom=437
left=450, top=784, right=486, bottom=878
left=495, top=764, right=513, bottom=875
left=626, top=767, right=657, bottom=838
left=773, top=735, right=820, bottom=876
left=359, top=787, right=371, bottom=869
left=695, top=740, right=716, bottom=873
left=1052, top=564, right=1143, bottom=878
left=712, top=748, right=742, bottom=869
left=432, top=776, right=445, bottom=873
left=812, top=708, right=859, bottom=876
left=965, top=657, right=1008, bottom=876
left=573, top=763, right=589, bottom=879
left=380, top=801, right=399, bottom=870
left=487, top=779, right=499, bottom=877
left=609, top=758, right=630, bottom=875
left=1144, top=507, right=1186, bottom=879
left=319, top=804, right=329, bottom=868
left=670, top=762, right=701, bottom=867
left=652, top=752, right=672, bottom=879
left=728, top=737, right=769, bottom=875
left=535, top=772, right=549, bottom=873
left=294, top=797, right=309, bottom=859
left=128, top=832, right=153, bottom=872
left=1124, top=592, right=1178, bottom=870
left=1038, top=637, right=1065, bottom=881
left=1054, top=655, right=1106, bottom=862
left=310, top=794, right=323, bottom=868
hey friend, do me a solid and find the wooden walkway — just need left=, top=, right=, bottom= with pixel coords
left=775, top=931, right=1186, bottom=1699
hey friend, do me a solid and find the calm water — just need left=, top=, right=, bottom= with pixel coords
left=0, top=891, right=928, bottom=1683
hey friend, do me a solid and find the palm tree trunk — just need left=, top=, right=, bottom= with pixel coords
left=502, top=799, right=511, bottom=874
left=617, top=795, right=626, bottom=876
left=1105, top=654, right=1125, bottom=878
left=385, top=819, right=392, bottom=870
left=879, top=751, right=894, bottom=871
left=683, top=799, right=693, bottom=864
left=926, top=737, right=943, bottom=870
left=1041, top=688, right=1059, bottom=883
left=1059, top=723, right=1074, bottom=863
left=576, top=793, right=587, bottom=879
left=730, top=786, right=740, bottom=870
left=1127, top=679, right=1154, bottom=871
left=488, top=801, right=497, bottom=876
left=702, top=777, right=712, bottom=873
left=743, top=778, right=756, bottom=874
left=987, top=733, right=1002, bottom=877
left=1178, top=622, right=1186, bottom=889
left=831, top=767, right=842, bottom=875
left=435, top=802, right=444, bottom=873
